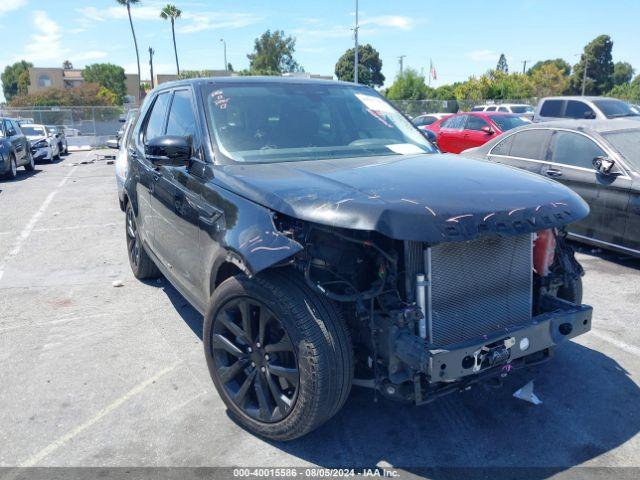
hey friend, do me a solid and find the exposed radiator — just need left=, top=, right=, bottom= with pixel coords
left=405, top=235, right=533, bottom=348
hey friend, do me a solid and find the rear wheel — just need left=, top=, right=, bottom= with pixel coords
left=24, top=152, right=35, bottom=171
left=203, top=270, right=353, bottom=440
left=125, top=203, right=161, bottom=279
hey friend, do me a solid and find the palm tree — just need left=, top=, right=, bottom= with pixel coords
left=116, top=0, right=142, bottom=102
left=160, top=4, right=182, bottom=76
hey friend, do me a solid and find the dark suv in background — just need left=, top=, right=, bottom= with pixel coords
left=0, top=117, right=34, bottom=179
left=123, top=77, right=592, bottom=440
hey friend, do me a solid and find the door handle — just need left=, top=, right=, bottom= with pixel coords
left=546, top=168, right=563, bottom=177
left=152, top=173, right=160, bottom=182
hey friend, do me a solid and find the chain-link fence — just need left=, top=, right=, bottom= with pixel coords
left=391, top=99, right=538, bottom=117
left=0, top=106, right=129, bottom=148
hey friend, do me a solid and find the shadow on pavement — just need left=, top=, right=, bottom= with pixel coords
left=0, top=169, right=42, bottom=183
left=155, top=279, right=639, bottom=477
left=571, top=241, right=640, bottom=271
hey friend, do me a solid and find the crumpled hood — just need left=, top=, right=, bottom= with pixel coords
left=216, top=153, right=589, bottom=243
left=26, top=135, right=47, bottom=144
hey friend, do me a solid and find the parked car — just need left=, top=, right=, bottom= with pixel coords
left=115, top=109, right=139, bottom=210
left=21, top=124, right=60, bottom=163
left=462, top=119, right=640, bottom=257
left=472, top=103, right=534, bottom=118
left=124, top=77, right=591, bottom=440
left=50, top=125, right=69, bottom=155
left=0, top=117, right=34, bottom=179
left=412, top=113, right=451, bottom=128
left=533, top=96, right=640, bottom=122
left=425, top=112, right=530, bottom=153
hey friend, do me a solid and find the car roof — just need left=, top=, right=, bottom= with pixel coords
left=521, top=119, right=640, bottom=134
left=153, top=76, right=349, bottom=91
left=20, top=123, right=46, bottom=128
left=539, top=96, right=620, bottom=102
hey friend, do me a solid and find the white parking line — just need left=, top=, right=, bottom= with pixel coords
left=0, top=166, right=78, bottom=283
left=590, top=329, right=640, bottom=358
left=19, top=362, right=180, bottom=467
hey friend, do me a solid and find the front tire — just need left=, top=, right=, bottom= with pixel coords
left=4, top=154, right=17, bottom=179
left=203, top=270, right=353, bottom=441
left=125, top=202, right=161, bottom=279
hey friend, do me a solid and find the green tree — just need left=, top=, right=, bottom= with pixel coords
left=334, top=44, right=385, bottom=87
left=530, top=64, right=569, bottom=97
left=612, top=61, right=634, bottom=86
left=569, top=34, right=614, bottom=95
left=247, top=30, right=301, bottom=74
left=385, top=69, right=431, bottom=100
left=116, top=0, right=142, bottom=101
left=496, top=53, right=509, bottom=73
left=82, top=63, right=127, bottom=104
left=1, top=60, right=33, bottom=101
left=528, top=58, right=571, bottom=77
left=9, top=83, right=119, bottom=107
left=227, top=63, right=234, bottom=72
left=160, top=4, right=182, bottom=75
left=62, top=60, right=73, bottom=70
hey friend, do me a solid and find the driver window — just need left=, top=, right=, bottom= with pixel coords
left=144, top=91, right=171, bottom=143
left=465, top=116, right=489, bottom=131
left=550, top=131, right=605, bottom=169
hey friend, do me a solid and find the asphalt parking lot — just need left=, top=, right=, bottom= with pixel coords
left=1, top=150, right=639, bottom=476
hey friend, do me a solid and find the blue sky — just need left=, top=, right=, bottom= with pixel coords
left=1, top=0, right=639, bottom=101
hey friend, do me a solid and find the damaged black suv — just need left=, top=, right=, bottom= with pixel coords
left=124, top=77, right=592, bottom=440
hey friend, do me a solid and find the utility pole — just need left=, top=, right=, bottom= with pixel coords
left=398, top=55, right=406, bottom=76
left=353, top=0, right=359, bottom=84
left=148, top=47, right=155, bottom=89
left=582, top=56, right=589, bottom=96
left=522, top=60, right=529, bottom=74
left=220, top=39, right=227, bottom=72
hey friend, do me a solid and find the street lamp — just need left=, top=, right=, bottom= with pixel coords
left=220, top=38, right=228, bottom=72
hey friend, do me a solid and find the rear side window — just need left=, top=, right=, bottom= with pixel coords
left=165, top=89, right=198, bottom=140
left=144, top=91, right=171, bottom=142
left=565, top=100, right=595, bottom=119
left=486, top=106, right=497, bottom=112
left=540, top=100, right=563, bottom=117
left=498, top=106, right=508, bottom=112
left=490, top=135, right=514, bottom=156
left=550, top=131, right=605, bottom=169
left=442, top=115, right=465, bottom=129
left=471, top=106, right=484, bottom=112
left=509, top=130, right=551, bottom=160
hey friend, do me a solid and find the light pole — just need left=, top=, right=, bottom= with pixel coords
left=581, top=56, right=589, bottom=96
left=353, top=0, right=359, bottom=84
left=398, top=55, right=406, bottom=76
left=149, top=47, right=155, bottom=88
left=220, top=38, right=227, bottom=72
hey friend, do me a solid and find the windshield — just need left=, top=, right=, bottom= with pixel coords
left=22, top=126, right=46, bottom=136
left=490, top=115, right=530, bottom=131
left=593, top=99, right=640, bottom=118
left=205, top=83, right=436, bottom=163
left=509, top=105, right=534, bottom=114
left=601, top=129, right=640, bottom=171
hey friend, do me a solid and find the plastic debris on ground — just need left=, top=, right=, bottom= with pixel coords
left=112, top=279, right=124, bottom=288
left=513, top=380, right=542, bottom=405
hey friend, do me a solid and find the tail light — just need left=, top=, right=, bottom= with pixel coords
left=533, top=229, right=556, bottom=276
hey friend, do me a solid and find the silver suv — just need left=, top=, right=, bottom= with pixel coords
left=534, top=96, right=640, bottom=122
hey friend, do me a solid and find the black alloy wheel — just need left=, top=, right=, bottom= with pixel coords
left=211, top=297, right=299, bottom=423
left=126, top=205, right=141, bottom=269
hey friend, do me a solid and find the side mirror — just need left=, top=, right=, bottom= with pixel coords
left=481, top=126, right=495, bottom=135
left=593, top=156, right=616, bottom=175
left=145, top=135, right=191, bottom=167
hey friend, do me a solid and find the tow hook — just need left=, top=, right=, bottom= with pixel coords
left=472, top=337, right=515, bottom=372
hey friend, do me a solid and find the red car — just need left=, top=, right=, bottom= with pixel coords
left=425, top=112, right=530, bottom=154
